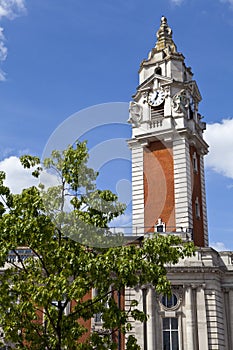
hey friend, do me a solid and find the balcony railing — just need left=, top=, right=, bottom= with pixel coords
left=108, top=226, right=193, bottom=242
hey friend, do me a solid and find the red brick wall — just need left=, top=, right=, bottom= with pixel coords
left=75, top=289, right=125, bottom=349
left=72, top=290, right=92, bottom=344
left=112, top=289, right=125, bottom=350
left=144, top=140, right=175, bottom=232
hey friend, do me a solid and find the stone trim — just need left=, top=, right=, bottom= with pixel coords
left=129, top=141, right=144, bottom=234
left=200, top=155, right=208, bottom=246
left=173, top=136, right=193, bottom=229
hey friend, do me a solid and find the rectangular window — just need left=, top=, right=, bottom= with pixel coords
left=155, top=218, right=166, bottom=233
left=157, top=225, right=164, bottom=233
left=94, top=312, right=102, bottom=323
left=193, top=152, right=198, bottom=173
left=195, top=197, right=200, bottom=219
left=93, top=289, right=103, bottom=323
left=93, top=288, right=108, bottom=324
left=163, top=318, right=179, bottom=350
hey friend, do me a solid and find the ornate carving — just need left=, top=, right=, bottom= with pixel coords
left=157, top=286, right=184, bottom=311
left=155, top=16, right=177, bottom=53
left=128, top=101, right=143, bottom=127
left=172, top=89, right=189, bottom=114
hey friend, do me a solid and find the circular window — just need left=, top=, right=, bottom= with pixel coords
left=161, top=293, right=178, bottom=309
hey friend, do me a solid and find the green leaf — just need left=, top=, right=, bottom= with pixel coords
left=0, top=142, right=194, bottom=349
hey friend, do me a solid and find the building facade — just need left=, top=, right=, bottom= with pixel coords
left=126, top=17, right=233, bottom=350
left=2, top=16, right=233, bottom=350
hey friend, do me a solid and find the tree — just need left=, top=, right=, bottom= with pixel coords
left=0, top=141, right=194, bottom=349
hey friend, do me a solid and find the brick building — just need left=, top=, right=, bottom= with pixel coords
left=2, top=16, right=233, bottom=350
left=120, top=16, right=233, bottom=350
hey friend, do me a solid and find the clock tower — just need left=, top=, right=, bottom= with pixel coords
left=128, top=16, right=208, bottom=247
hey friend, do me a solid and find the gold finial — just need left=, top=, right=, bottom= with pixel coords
left=155, top=16, right=177, bottom=52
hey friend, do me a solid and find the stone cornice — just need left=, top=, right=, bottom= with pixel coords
left=166, top=266, right=226, bottom=275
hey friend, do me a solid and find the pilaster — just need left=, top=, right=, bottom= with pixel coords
left=200, top=155, right=208, bottom=246
left=223, top=288, right=230, bottom=350
left=184, top=286, right=195, bottom=350
left=147, top=286, right=156, bottom=349
left=229, top=290, right=233, bottom=349
left=196, top=285, right=208, bottom=350
left=134, top=287, right=144, bottom=349
left=129, top=140, right=145, bottom=234
left=173, top=136, right=193, bottom=230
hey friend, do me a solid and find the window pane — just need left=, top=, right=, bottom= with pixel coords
left=163, top=317, right=170, bottom=329
left=94, top=312, right=102, bottom=323
left=168, top=294, right=177, bottom=308
left=157, top=225, right=164, bottom=232
left=163, top=331, right=170, bottom=350
left=172, top=331, right=179, bottom=350
left=163, top=318, right=179, bottom=350
left=171, top=318, right=178, bottom=329
left=162, top=295, right=167, bottom=307
left=162, top=294, right=178, bottom=308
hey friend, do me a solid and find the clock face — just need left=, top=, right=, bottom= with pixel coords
left=148, top=89, right=165, bottom=107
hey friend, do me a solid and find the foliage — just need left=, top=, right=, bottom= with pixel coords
left=0, top=141, right=194, bottom=349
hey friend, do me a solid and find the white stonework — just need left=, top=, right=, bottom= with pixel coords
left=173, top=136, right=193, bottom=230
left=200, top=155, right=209, bottom=246
left=146, top=286, right=156, bottom=349
left=126, top=248, right=233, bottom=349
left=126, top=15, right=232, bottom=350
left=128, top=140, right=145, bottom=234
left=128, top=16, right=209, bottom=240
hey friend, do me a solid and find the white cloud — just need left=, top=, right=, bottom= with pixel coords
left=0, top=156, right=59, bottom=194
left=220, top=0, right=233, bottom=10
left=205, top=119, right=233, bottom=179
left=170, top=0, right=184, bottom=5
left=110, top=213, right=133, bottom=236
left=0, top=0, right=26, bottom=80
left=0, top=26, right=7, bottom=79
left=0, top=27, right=7, bottom=60
left=110, top=213, right=132, bottom=227
left=220, top=0, right=233, bottom=4
left=0, top=67, right=5, bottom=80
left=0, top=156, right=38, bottom=193
left=0, top=147, right=30, bottom=159
left=0, top=0, right=26, bottom=20
left=211, top=241, right=229, bottom=251
left=170, top=0, right=233, bottom=8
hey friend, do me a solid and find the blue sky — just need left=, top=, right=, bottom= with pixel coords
left=1, top=0, right=233, bottom=250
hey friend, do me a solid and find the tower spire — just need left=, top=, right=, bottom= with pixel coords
left=155, top=16, right=177, bottom=53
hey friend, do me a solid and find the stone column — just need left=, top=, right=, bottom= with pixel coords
left=128, top=140, right=145, bottom=235
left=173, top=137, right=193, bottom=230
left=134, top=287, right=144, bottom=349
left=185, top=286, right=195, bottom=350
left=223, top=288, right=230, bottom=350
left=147, top=286, right=155, bottom=349
left=228, top=289, right=233, bottom=349
left=196, top=285, right=208, bottom=350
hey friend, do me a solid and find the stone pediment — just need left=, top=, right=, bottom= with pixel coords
left=137, top=73, right=173, bottom=91
left=133, top=73, right=173, bottom=100
left=185, top=80, right=202, bottom=102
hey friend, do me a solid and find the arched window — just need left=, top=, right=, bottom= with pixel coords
left=155, top=67, right=162, bottom=75
left=162, top=294, right=178, bottom=309
left=160, top=292, right=180, bottom=349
